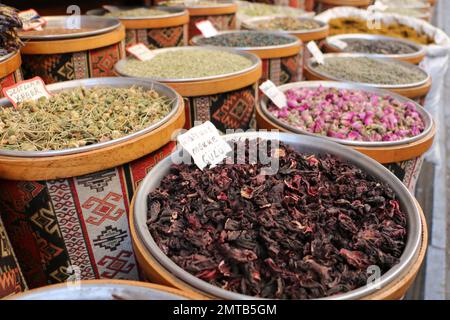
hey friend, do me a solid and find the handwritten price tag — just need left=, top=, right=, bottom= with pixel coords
left=307, top=41, right=325, bottom=65
left=196, top=20, right=219, bottom=38
left=177, top=121, right=232, bottom=170
left=126, top=43, right=156, bottom=61
left=259, top=80, right=287, bottom=109
left=2, top=77, right=52, bottom=108
left=19, top=9, right=46, bottom=31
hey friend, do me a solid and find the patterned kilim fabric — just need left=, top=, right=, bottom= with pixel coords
left=0, top=67, right=23, bottom=97
left=0, top=142, right=176, bottom=289
left=189, top=14, right=236, bottom=40
left=125, top=25, right=188, bottom=50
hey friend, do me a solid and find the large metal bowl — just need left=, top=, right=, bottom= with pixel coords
left=305, top=53, right=430, bottom=89
left=190, top=30, right=301, bottom=52
left=9, top=280, right=188, bottom=300
left=132, top=131, right=422, bottom=300
left=241, top=16, right=328, bottom=37
left=86, top=6, right=187, bottom=20
left=324, top=34, right=426, bottom=61
left=18, top=16, right=121, bottom=40
left=115, top=46, right=261, bottom=83
left=0, top=77, right=181, bottom=158
left=259, top=81, right=433, bottom=147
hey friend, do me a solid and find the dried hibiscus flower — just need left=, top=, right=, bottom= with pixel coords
left=147, top=139, right=407, bottom=299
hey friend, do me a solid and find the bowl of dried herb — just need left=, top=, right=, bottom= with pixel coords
left=190, top=30, right=303, bottom=84
left=131, top=131, right=426, bottom=300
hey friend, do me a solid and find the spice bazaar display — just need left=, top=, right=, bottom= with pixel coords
left=0, top=215, right=28, bottom=298
left=87, top=6, right=189, bottom=49
left=191, top=31, right=303, bottom=85
left=10, top=280, right=201, bottom=300
left=256, top=82, right=435, bottom=191
left=0, top=77, right=185, bottom=288
left=158, top=0, right=238, bottom=40
left=0, top=5, right=24, bottom=97
left=115, top=47, right=262, bottom=131
left=18, top=16, right=125, bottom=84
left=324, top=34, right=426, bottom=64
left=242, top=16, right=329, bottom=43
left=130, top=132, right=427, bottom=299
left=304, top=54, right=432, bottom=102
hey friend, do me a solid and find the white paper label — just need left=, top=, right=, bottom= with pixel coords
left=329, top=38, right=348, bottom=50
left=19, top=9, right=46, bottom=31
left=195, top=20, right=219, bottom=38
left=307, top=41, right=325, bottom=65
left=177, top=121, right=232, bottom=170
left=2, top=77, right=51, bottom=108
left=259, top=80, right=287, bottom=109
left=126, top=43, right=155, bottom=61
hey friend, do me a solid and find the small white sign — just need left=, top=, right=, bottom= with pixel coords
left=19, top=9, right=46, bottom=31
left=177, top=121, right=232, bottom=170
left=2, top=77, right=51, bottom=108
left=329, top=38, right=348, bottom=50
left=126, top=43, right=156, bottom=61
left=259, top=80, right=287, bottom=109
left=195, top=20, right=219, bottom=38
left=307, top=41, right=325, bottom=65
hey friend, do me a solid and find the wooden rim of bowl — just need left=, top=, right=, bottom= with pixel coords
left=304, top=66, right=432, bottom=99
left=292, top=25, right=329, bottom=43
left=130, top=191, right=427, bottom=300
left=7, top=279, right=203, bottom=300
left=322, top=42, right=426, bottom=65
left=21, top=25, right=126, bottom=55
left=364, top=199, right=428, bottom=300
left=0, top=98, right=185, bottom=181
left=162, top=60, right=262, bottom=96
left=0, top=51, right=21, bottom=78
left=316, top=0, right=372, bottom=6
left=120, top=10, right=189, bottom=29
left=255, top=104, right=436, bottom=164
left=187, top=2, right=237, bottom=16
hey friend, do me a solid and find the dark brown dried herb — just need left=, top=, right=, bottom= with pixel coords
left=147, top=140, right=407, bottom=299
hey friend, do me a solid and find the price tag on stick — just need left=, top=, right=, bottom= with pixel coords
left=2, top=77, right=52, bottom=108
left=126, top=43, right=156, bottom=61
left=195, top=20, right=218, bottom=38
left=177, top=121, right=232, bottom=170
left=19, top=9, right=46, bottom=31
left=307, top=41, right=325, bottom=65
left=259, top=80, right=287, bottom=109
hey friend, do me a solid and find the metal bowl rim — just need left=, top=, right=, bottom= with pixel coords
left=85, top=6, right=188, bottom=20
left=0, top=77, right=181, bottom=158
left=190, top=30, right=302, bottom=51
left=259, top=80, right=433, bottom=147
left=306, top=53, right=431, bottom=89
left=241, top=16, right=328, bottom=35
left=114, top=46, right=261, bottom=83
left=0, top=51, right=16, bottom=63
left=18, top=15, right=121, bottom=40
left=133, top=131, right=422, bottom=300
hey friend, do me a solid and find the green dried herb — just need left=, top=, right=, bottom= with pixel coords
left=105, top=7, right=168, bottom=18
left=0, top=86, right=173, bottom=151
left=312, top=57, right=427, bottom=86
left=253, top=17, right=321, bottom=31
left=341, top=39, right=418, bottom=55
left=120, top=49, right=253, bottom=79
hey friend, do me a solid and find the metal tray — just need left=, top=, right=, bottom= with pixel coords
left=86, top=6, right=187, bottom=20
left=0, top=51, right=15, bottom=63
left=160, top=0, right=235, bottom=9
left=115, top=46, right=261, bottom=83
left=18, top=15, right=121, bottom=40
left=306, top=53, right=430, bottom=89
left=260, top=81, right=433, bottom=147
left=0, top=77, right=181, bottom=158
left=325, top=33, right=426, bottom=60
left=133, top=131, right=422, bottom=300
left=190, top=30, right=301, bottom=52
left=241, top=16, right=328, bottom=36
left=10, top=281, right=187, bottom=300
